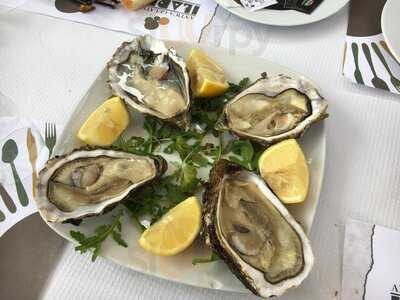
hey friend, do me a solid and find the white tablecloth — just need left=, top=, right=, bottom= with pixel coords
left=2, top=4, right=400, bottom=299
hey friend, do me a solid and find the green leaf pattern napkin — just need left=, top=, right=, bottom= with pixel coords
left=343, top=0, right=400, bottom=94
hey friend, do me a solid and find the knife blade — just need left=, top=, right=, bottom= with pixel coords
left=26, top=128, right=38, bottom=198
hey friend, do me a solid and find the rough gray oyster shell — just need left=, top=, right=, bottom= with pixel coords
left=35, top=148, right=167, bottom=223
left=108, top=35, right=191, bottom=130
left=217, top=73, right=328, bottom=145
left=202, top=160, right=314, bottom=298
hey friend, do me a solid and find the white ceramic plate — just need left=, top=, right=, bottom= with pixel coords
left=44, top=41, right=326, bottom=295
left=216, top=0, right=349, bottom=26
left=382, top=0, right=400, bottom=64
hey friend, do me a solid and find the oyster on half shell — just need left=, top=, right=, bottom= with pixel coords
left=218, top=73, right=328, bottom=145
left=202, top=160, right=314, bottom=298
left=35, top=148, right=167, bottom=223
left=108, top=35, right=191, bottom=130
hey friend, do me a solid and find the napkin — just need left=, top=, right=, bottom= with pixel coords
left=342, top=219, right=400, bottom=300
left=2, top=0, right=221, bottom=43
left=343, top=0, right=400, bottom=94
left=0, top=116, right=63, bottom=236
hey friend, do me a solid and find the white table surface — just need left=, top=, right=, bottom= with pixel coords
left=2, top=3, right=400, bottom=300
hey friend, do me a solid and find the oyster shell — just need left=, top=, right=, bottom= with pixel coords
left=35, top=148, right=167, bottom=223
left=218, top=74, right=328, bottom=145
left=202, top=160, right=314, bottom=298
left=108, top=35, right=191, bottom=130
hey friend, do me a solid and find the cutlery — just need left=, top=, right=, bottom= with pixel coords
left=372, top=42, right=400, bottom=93
left=27, top=128, right=38, bottom=198
left=0, top=208, right=4, bottom=222
left=0, top=182, right=16, bottom=213
left=362, top=43, right=390, bottom=91
left=380, top=40, right=399, bottom=63
left=351, top=43, right=364, bottom=85
left=2, top=139, right=29, bottom=207
left=45, top=122, right=57, bottom=159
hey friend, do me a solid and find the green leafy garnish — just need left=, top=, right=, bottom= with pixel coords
left=124, top=175, right=190, bottom=227
left=72, top=77, right=257, bottom=262
left=112, top=116, right=174, bottom=155
left=192, top=252, right=220, bottom=265
left=223, top=139, right=264, bottom=171
left=117, top=77, right=257, bottom=233
left=191, top=78, right=251, bottom=134
left=70, top=210, right=127, bottom=262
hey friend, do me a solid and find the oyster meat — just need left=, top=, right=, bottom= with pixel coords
left=202, top=160, right=314, bottom=298
left=35, top=148, right=167, bottom=223
left=108, top=35, right=191, bottom=129
left=218, top=74, right=328, bottom=145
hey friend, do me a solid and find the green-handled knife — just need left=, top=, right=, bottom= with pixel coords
left=362, top=43, right=390, bottom=91
left=0, top=182, right=16, bottom=213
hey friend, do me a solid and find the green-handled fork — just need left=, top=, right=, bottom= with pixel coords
left=45, top=123, right=57, bottom=159
left=352, top=43, right=364, bottom=85
left=372, top=42, right=400, bottom=93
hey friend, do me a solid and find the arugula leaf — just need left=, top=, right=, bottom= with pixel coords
left=70, top=210, right=127, bottom=262
left=124, top=175, right=191, bottom=226
left=191, top=152, right=209, bottom=167
left=177, top=163, right=200, bottom=192
left=112, top=136, right=147, bottom=155
left=92, top=246, right=101, bottom=262
left=71, top=77, right=262, bottom=263
left=174, top=136, right=193, bottom=160
left=192, top=252, right=220, bottom=265
left=112, top=231, right=128, bottom=247
left=191, top=78, right=250, bottom=134
left=131, top=215, right=146, bottom=232
left=112, top=116, right=177, bottom=155
left=70, top=230, right=85, bottom=243
left=143, top=116, right=158, bottom=135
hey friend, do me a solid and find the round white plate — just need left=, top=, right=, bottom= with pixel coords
left=42, top=41, right=326, bottom=294
left=216, top=0, right=349, bottom=26
left=382, top=0, right=400, bottom=63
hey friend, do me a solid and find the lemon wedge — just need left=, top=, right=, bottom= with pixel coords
left=139, top=196, right=201, bottom=256
left=258, top=139, right=309, bottom=204
left=77, top=96, right=130, bottom=146
left=186, top=48, right=229, bottom=98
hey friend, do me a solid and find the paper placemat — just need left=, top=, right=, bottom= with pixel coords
left=343, top=0, right=400, bottom=94
left=0, top=116, right=63, bottom=237
left=342, top=219, right=400, bottom=300
left=0, top=103, right=66, bottom=299
left=1, top=0, right=220, bottom=43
